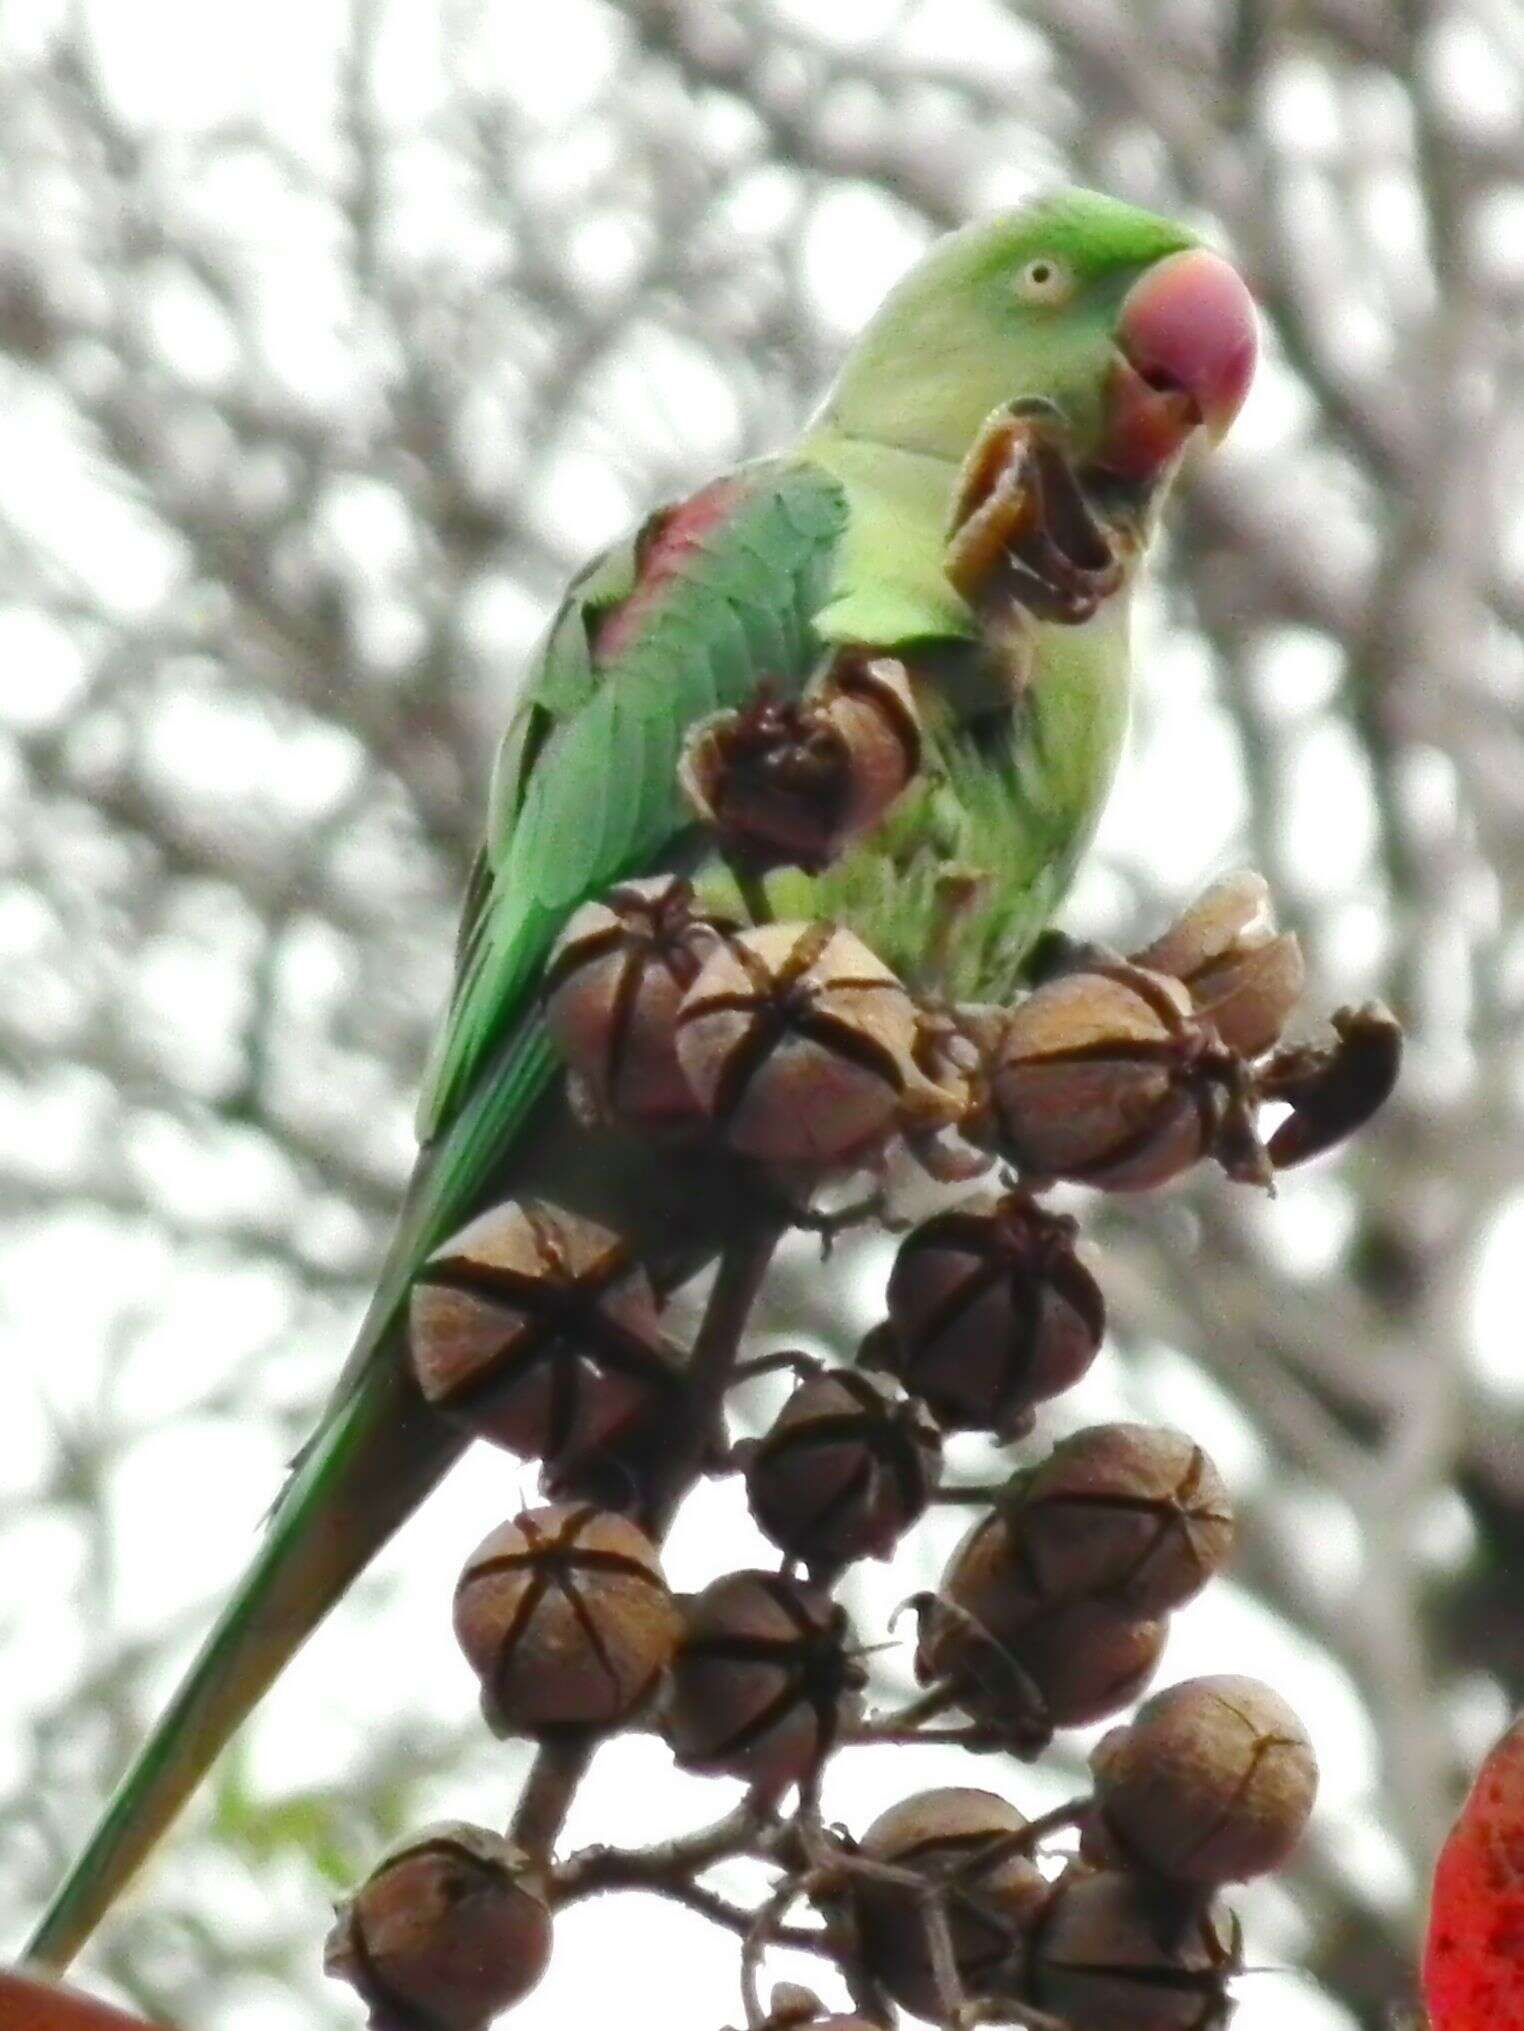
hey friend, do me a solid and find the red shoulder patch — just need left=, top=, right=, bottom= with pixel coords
left=1425, top=1717, right=1524, bottom=2031
left=592, top=478, right=746, bottom=663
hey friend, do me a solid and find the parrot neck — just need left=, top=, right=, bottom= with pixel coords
left=795, top=424, right=975, bottom=646
left=812, top=291, right=1075, bottom=467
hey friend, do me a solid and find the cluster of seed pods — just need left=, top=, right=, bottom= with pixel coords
left=324, top=657, right=1398, bottom=2031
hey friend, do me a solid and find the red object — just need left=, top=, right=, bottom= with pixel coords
left=1116, top=246, right=1258, bottom=446
left=1424, top=1716, right=1524, bottom=2031
left=0, top=1970, right=168, bottom=2029
left=592, top=478, right=745, bottom=662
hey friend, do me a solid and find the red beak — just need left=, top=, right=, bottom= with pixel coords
left=1101, top=247, right=1258, bottom=483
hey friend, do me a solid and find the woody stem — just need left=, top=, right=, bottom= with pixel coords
left=509, top=1213, right=786, bottom=1861
left=641, top=1212, right=788, bottom=1537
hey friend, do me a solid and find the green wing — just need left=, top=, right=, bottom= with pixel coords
left=22, top=457, right=850, bottom=1973
left=418, top=460, right=849, bottom=1144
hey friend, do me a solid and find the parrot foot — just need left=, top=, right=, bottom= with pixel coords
left=945, top=398, right=1125, bottom=631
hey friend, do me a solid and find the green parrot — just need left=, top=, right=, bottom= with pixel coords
left=24, top=186, right=1257, bottom=1969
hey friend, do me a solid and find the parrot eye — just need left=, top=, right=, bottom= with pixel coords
left=1012, top=255, right=1075, bottom=307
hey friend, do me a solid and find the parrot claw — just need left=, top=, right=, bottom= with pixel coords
left=945, top=400, right=1126, bottom=631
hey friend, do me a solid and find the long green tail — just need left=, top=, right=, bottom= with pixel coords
left=22, top=1024, right=561, bottom=1974
left=23, top=1342, right=460, bottom=1973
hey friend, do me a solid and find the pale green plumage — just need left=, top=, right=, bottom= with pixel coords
left=25, top=187, right=1209, bottom=1974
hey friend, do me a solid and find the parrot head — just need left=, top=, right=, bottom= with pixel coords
left=819, top=186, right=1257, bottom=490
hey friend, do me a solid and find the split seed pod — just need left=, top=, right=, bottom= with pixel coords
left=762, top=2006, right=879, bottom=2031
left=543, top=875, right=737, bottom=1132
left=852, top=1788, right=1049, bottom=2022
left=410, top=1199, right=677, bottom=1465
left=678, top=651, right=922, bottom=872
left=676, top=922, right=956, bottom=1167
left=745, top=1369, right=942, bottom=1570
left=1258, top=1000, right=1403, bottom=1169
left=868, top=1193, right=1104, bottom=1440
left=970, top=966, right=1260, bottom=1191
left=453, top=1504, right=680, bottom=1735
left=324, top=1823, right=552, bottom=2031
left=917, top=1595, right=1167, bottom=1756
left=759, top=1992, right=880, bottom=2031
left=1134, top=871, right=1305, bottom=1059
left=948, top=1425, right=1234, bottom=1628
left=1025, top=1868, right=1239, bottom=2031
left=1085, top=1676, right=1317, bottom=1884
left=665, top=1570, right=863, bottom=1792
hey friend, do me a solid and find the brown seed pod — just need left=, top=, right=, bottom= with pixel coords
left=757, top=1986, right=883, bottom=2031
left=543, top=876, right=738, bottom=1132
left=1259, top=1000, right=1403, bottom=1169
left=1085, top=1676, right=1317, bottom=1885
left=851, top=1788, right=1050, bottom=2022
left=1133, top=871, right=1305, bottom=1059
left=756, top=1989, right=881, bottom=2031
left=871, top=1193, right=1104, bottom=1439
left=324, top=1823, right=552, bottom=2031
left=675, top=922, right=956, bottom=1167
left=970, top=966, right=1258, bottom=1191
left=917, top=1595, right=1167, bottom=1756
left=453, top=1504, right=680, bottom=1735
left=745, top=1369, right=942, bottom=1570
left=678, top=651, right=922, bottom=873
left=765, top=2019, right=879, bottom=2031
left=956, top=1425, right=1235, bottom=1622
left=409, top=1199, right=677, bottom=1464
left=1024, top=1867, right=1239, bottom=2031
left=665, top=1570, right=863, bottom=1792
left=937, top=1506, right=1049, bottom=1642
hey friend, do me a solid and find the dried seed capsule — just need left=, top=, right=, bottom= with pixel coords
left=937, top=1506, right=1048, bottom=1640
left=972, top=966, right=1246, bottom=1191
left=767, top=2019, right=878, bottom=2031
left=745, top=1369, right=942, bottom=1570
left=676, top=922, right=955, bottom=1167
left=872, top=1193, right=1103, bottom=1439
left=951, top=1425, right=1234, bottom=1623
left=758, top=1989, right=881, bottom=2031
left=453, top=1505, right=680, bottom=1735
left=1134, top=871, right=1305, bottom=1059
left=759, top=1988, right=882, bottom=2031
left=764, top=2017, right=878, bottom=2031
left=852, top=1789, right=1049, bottom=2022
left=1260, top=1000, right=1402, bottom=1169
left=324, top=1823, right=552, bottom=2031
left=1085, top=1676, right=1317, bottom=1884
left=917, top=1595, right=1167, bottom=1756
left=1025, top=1868, right=1238, bottom=2031
left=678, top=651, right=921, bottom=873
left=410, top=1199, right=677, bottom=1464
left=543, top=876, right=738, bottom=1132
left=665, top=1570, right=863, bottom=1792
